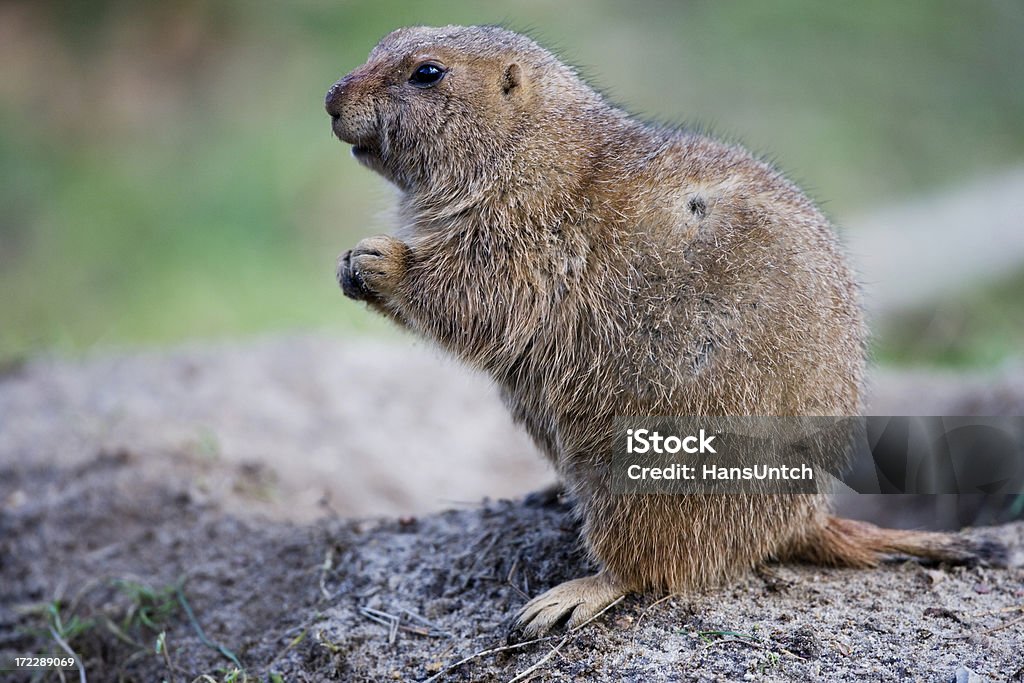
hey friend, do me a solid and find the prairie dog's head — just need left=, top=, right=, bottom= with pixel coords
left=325, top=25, right=589, bottom=194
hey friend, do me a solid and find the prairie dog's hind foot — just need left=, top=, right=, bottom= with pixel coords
left=515, top=572, right=626, bottom=637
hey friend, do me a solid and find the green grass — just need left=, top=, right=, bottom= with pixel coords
left=874, top=268, right=1024, bottom=368
left=2, top=0, right=1022, bottom=364
left=22, top=577, right=255, bottom=681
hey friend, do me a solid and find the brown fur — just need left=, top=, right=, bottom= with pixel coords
left=325, top=25, right=1002, bottom=635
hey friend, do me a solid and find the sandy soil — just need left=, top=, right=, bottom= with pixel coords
left=0, top=336, right=550, bottom=522
left=1, top=335, right=1022, bottom=681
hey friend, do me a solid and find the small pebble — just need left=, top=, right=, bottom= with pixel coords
left=953, top=664, right=989, bottom=683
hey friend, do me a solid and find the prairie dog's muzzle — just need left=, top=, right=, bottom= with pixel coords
left=325, top=66, right=380, bottom=149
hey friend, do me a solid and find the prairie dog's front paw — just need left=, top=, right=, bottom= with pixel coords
left=337, top=235, right=408, bottom=302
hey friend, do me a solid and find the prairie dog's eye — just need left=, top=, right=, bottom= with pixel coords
left=410, top=63, right=446, bottom=87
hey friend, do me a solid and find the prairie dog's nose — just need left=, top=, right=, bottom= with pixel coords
left=325, top=66, right=379, bottom=145
left=325, top=77, right=348, bottom=119
left=326, top=63, right=379, bottom=118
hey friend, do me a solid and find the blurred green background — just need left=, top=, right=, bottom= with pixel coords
left=2, top=0, right=1023, bottom=366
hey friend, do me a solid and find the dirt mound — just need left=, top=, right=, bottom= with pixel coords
left=2, top=450, right=1022, bottom=682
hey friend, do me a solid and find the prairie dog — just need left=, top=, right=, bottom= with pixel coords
left=326, top=25, right=1001, bottom=635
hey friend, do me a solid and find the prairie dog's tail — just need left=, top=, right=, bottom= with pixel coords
left=786, top=516, right=1008, bottom=568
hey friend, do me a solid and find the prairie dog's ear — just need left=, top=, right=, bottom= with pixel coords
left=501, top=63, right=522, bottom=96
